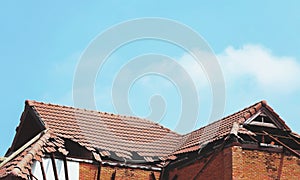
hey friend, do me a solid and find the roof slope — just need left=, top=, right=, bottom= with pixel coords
left=174, top=100, right=290, bottom=154
left=26, top=100, right=290, bottom=157
left=26, top=100, right=182, bottom=161
left=0, top=100, right=296, bottom=179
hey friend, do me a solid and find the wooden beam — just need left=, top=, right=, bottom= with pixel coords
left=111, top=169, right=116, bottom=180
left=262, top=131, right=300, bottom=158
left=249, top=121, right=277, bottom=128
left=30, top=172, right=39, bottom=180
left=40, top=159, right=47, bottom=180
left=63, top=157, right=69, bottom=180
left=247, top=134, right=258, bottom=142
left=97, top=163, right=101, bottom=180
left=50, top=153, right=59, bottom=180
left=288, top=134, right=300, bottom=145
left=256, top=132, right=300, bottom=141
left=149, top=172, right=156, bottom=180
left=277, top=153, right=284, bottom=179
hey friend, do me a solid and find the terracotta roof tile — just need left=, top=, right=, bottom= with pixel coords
left=1, top=99, right=294, bottom=179
left=92, top=152, right=102, bottom=162
left=26, top=100, right=182, bottom=161
left=26, top=100, right=274, bottom=157
left=173, top=101, right=270, bottom=154
left=0, top=131, right=67, bottom=179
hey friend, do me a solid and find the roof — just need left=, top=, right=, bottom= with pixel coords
left=174, top=100, right=290, bottom=154
left=0, top=100, right=296, bottom=179
left=0, top=130, right=67, bottom=179
left=26, top=100, right=182, bottom=161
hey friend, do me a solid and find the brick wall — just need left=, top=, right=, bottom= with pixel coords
left=78, top=146, right=300, bottom=179
left=232, top=146, right=300, bottom=180
left=79, top=162, right=98, bottom=180
left=168, top=146, right=300, bottom=180
left=168, top=147, right=232, bottom=180
left=79, top=162, right=160, bottom=180
left=100, top=166, right=160, bottom=180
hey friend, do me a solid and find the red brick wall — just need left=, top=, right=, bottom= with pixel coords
left=79, top=146, right=300, bottom=179
left=100, top=166, right=160, bottom=180
left=79, top=162, right=160, bottom=180
left=79, top=162, right=98, bottom=180
left=168, top=147, right=232, bottom=180
left=232, top=146, right=300, bottom=180
left=168, top=146, right=300, bottom=180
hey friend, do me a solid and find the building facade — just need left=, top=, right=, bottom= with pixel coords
left=0, top=100, right=299, bottom=179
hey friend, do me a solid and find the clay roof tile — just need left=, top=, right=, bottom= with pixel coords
left=1, top=99, right=294, bottom=178
left=173, top=101, right=269, bottom=154
left=26, top=100, right=182, bottom=161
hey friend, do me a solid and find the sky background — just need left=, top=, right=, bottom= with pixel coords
left=1, top=1, right=300, bottom=156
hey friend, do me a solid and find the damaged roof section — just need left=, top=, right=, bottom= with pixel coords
left=0, top=130, right=67, bottom=179
left=19, top=100, right=182, bottom=163
left=174, top=100, right=293, bottom=155
left=0, top=100, right=299, bottom=179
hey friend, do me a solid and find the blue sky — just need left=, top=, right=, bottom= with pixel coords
left=1, top=1, right=300, bottom=156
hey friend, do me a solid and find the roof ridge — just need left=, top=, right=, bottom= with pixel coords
left=183, top=100, right=267, bottom=136
left=25, top=100, right=181, bottom=136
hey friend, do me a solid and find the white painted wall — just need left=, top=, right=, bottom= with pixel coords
left=31, top=158, right=79, bottom=180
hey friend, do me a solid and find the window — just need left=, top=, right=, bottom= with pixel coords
left=31, top=158, right=79, bottom=180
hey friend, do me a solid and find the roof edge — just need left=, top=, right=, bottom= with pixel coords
left=25, top=99, right=181, bottom=136
left=183, top=100, right=267, bottom=137
left=0, top=130, right=47, bottom=168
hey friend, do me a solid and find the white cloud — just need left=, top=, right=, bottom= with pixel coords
left=178, top=44, right=300, bottom=93
left=218, top=44, right=300, bottom=92
left=178, top=53, right=209, bottom=89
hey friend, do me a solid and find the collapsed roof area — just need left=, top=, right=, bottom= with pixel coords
left=0, top=100, right=299, bottom=179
